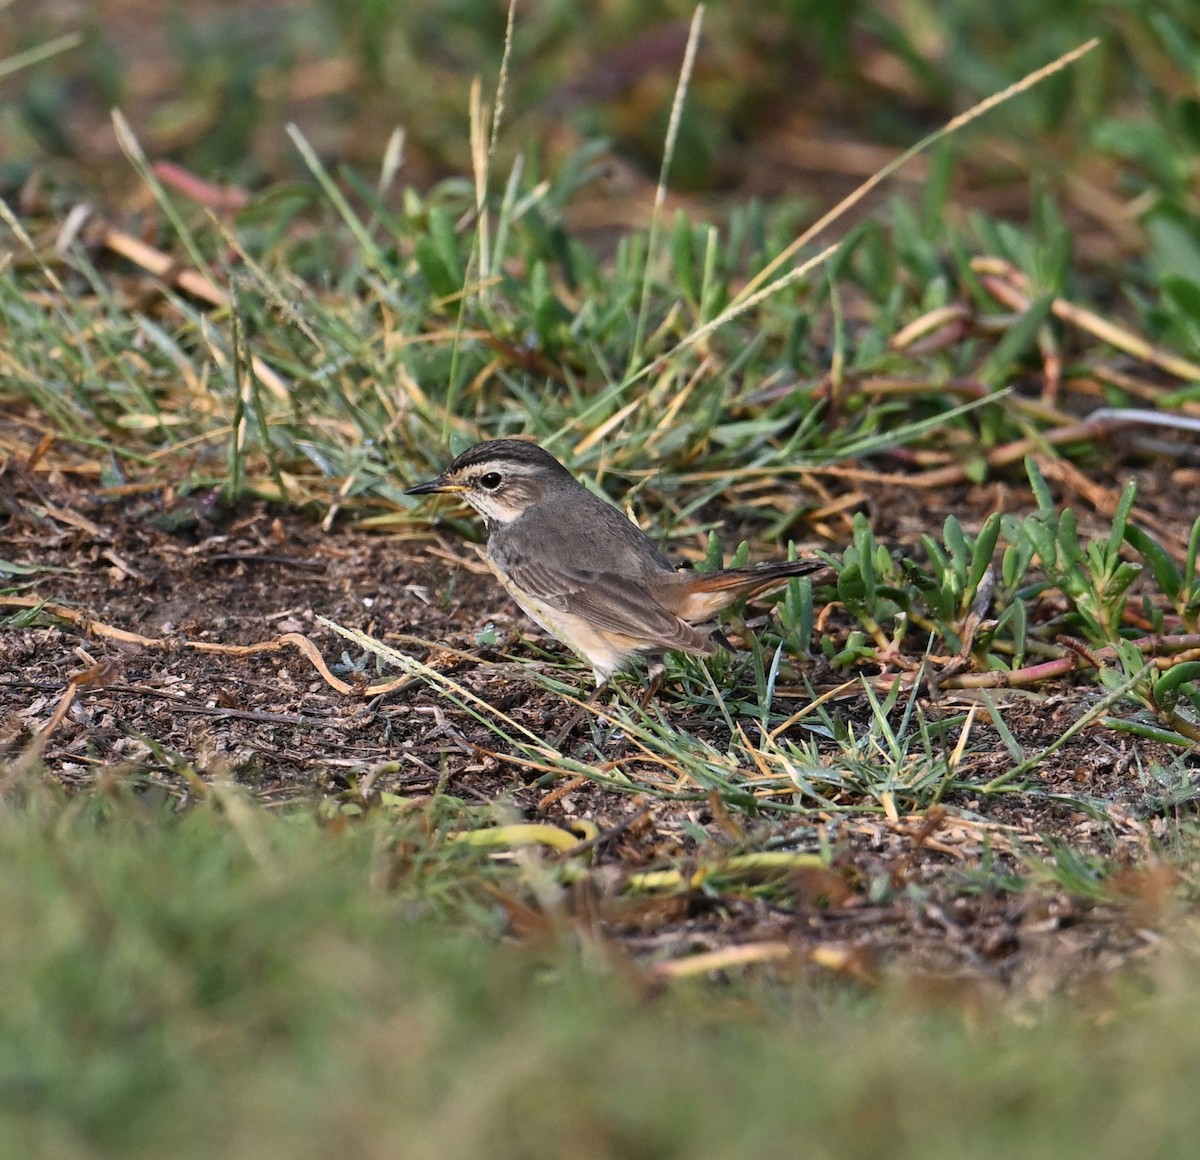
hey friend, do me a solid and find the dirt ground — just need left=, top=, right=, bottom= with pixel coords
left=4, top=436, right=1196, bottom=997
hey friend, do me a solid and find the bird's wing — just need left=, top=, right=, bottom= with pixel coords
left=499, top=553, right=712, bottom=653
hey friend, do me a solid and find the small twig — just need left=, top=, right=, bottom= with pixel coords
left=536, top=775, right=591, bottom=812
left=2, top=658, right=122, bottom=790
left=975, top=256, right=1200, bottom=383
left=553, top=805, right=653, bottom=859
left=0, top=596, right=415, bottom=697
left=861, top=634, right=1200, bottom=694
left=205, top=553, right=327, bottom=571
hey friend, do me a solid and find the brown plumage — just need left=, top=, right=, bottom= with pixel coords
left=407, top=439, right=826, bottom=683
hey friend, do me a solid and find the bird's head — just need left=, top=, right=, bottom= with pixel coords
left=406, top=438, right=576, bottom=526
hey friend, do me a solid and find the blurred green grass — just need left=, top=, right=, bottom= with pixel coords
left=3, top=0, right=1200, bottom=207
left=0, top=783, right=1197, bottom=1160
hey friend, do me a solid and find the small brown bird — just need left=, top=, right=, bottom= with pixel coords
left=407, top=439, right=825, bottom=688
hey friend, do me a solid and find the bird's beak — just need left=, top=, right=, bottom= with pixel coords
left=405, top=475, right=464, bottom=497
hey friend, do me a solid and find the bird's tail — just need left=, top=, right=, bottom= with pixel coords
left=668, top=558, right=828, bottom=621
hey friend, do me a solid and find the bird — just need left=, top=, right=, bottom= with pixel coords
left=406, top=438, right=826, bottom=691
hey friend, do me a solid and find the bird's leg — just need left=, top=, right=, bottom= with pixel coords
left=550, top=678, right=608, bottom=749
left=552, top=659, right=663, bottom=750
left=638, top=662, right=666, bottom=710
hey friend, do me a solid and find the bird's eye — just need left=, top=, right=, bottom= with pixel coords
left=479, top=472, right=502, bottom=490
